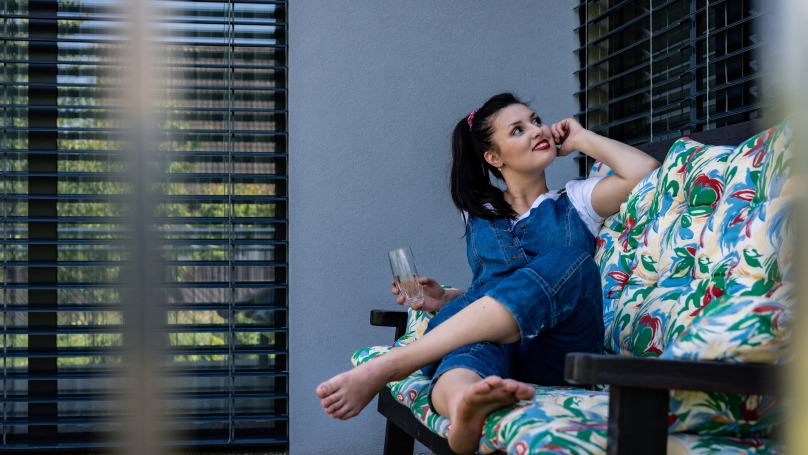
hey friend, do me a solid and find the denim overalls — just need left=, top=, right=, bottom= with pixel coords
left=422, top=191, right=604, bottom=406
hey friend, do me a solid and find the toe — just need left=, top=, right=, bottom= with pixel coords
left=322, top=392, right=344, bottom=410
left=515, top=383, right=535, bottom=400
left=502, top=379, right=519, bottom=393
left=472, top=379, right=492, bottom=395
left=484, top=376, right=503, bottom=388
left=333, top=405, right=351, bottom=419
left=325, top=401, right=345, bottom=415
left=316, top=382, right=331, bottom=398
left=326, top=403, right=347, bottom=417
left=340, top=407, right=360, bottom=420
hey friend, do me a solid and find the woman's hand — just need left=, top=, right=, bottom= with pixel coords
left=391, top=276, right=450, bottom=312
left=551, top=118, right=588, bottom=157
left=552, top=118, right=660, bottom=218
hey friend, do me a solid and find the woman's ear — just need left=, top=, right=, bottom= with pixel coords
left=483, top=150, right=501, bottom=168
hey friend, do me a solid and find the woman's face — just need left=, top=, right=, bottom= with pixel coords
left=485, top=103, right=557, bottom=176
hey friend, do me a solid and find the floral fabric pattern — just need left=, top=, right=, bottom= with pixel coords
left=593, top=162, right=660, bottom=354
left=393, top=307, right=436, bottom=347
left=350, top=345, right=392, bottom=367
left=351, top=343, right=784, bottom=454
left=615, top=140, right=734, bottom=357
left=667, top=434, right=784, bottom=455
left=661, top=295, right=792, bottom=364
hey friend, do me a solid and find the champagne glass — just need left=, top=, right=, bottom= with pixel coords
left=388, top=247, right=424, bottom=306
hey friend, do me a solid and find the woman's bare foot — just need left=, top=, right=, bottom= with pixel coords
left=316, top=360, right=392, bottom=420
left=448, top=376, right=535, bottom=455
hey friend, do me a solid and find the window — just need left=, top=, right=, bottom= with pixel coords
left=575, top=0, right=778, bottom=149
left=1, top=0, right=287, bottom=448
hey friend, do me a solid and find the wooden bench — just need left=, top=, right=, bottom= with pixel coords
left=365, top=119, right=788, bottom=455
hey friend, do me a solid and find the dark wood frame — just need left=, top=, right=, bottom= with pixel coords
left=370, top=119, right=782, bottom=455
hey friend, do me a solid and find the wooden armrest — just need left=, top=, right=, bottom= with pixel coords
left=565, top=353, right=783, bottom=454
left=370, top=310, right=408, bottom=340
left=370, top=309, right=408, bottom=328
left=565, top=353, right=781, bottom=395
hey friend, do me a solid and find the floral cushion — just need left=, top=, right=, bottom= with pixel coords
left=603, top=139, right=737, bottom=357
left=593, top=154, right=661, bottom=354
left=394, top=307, right=437, bottom=347
left=351, top=346, right=783, bottom=454
left=597, top=120, right=792, bottom=359
left=594, top=121, right=791, bottom=439
left=667, top=434, right=784, bottom=455
left=681, top=121, right=795, bottom=357
left=661, top=295, right=792, bottom=364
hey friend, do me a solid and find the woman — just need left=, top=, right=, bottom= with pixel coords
left=317, top=93, right=660, bottom=454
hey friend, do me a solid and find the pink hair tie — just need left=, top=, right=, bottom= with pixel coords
left=467, top=110, right=477, bottom=131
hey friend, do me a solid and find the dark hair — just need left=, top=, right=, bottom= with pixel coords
left=451, top=92, right=528, bottom=221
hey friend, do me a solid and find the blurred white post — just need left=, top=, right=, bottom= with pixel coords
left=120, top=0, right=168, bottom=453
left=784, top=0, right=808, bottom=452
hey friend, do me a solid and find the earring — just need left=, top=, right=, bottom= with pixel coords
left=497, top=167, right=502, bottom=172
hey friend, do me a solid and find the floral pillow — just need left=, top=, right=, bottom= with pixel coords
left=660, top=295, right=792, bottom=364
left=662, top=119, right=794, bottom=364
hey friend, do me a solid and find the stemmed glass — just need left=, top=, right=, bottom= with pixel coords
left=388, top=247, right=424, bottom=306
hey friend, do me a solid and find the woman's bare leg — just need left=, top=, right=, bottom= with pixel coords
left=317, top=296, right=521, bottom=419
left=431, top=369, right=535, bottom=455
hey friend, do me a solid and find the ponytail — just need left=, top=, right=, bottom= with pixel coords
left=450, top=93, right=522, bottom=221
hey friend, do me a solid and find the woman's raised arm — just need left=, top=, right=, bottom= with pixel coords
left=551, top=118, right=660, bottom=217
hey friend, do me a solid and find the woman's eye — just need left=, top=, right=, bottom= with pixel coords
left=532, top=118, right=541, bottom=126
left=512, top=127, right=522, bottom=136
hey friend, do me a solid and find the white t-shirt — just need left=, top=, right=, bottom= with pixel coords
left=473, top=177, right=606, bottom=236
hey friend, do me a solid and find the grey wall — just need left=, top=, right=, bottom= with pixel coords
left=289, top=1, right=578, bottom=453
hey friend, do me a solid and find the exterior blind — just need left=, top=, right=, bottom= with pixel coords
left=575, top=0, right=778, bottom=149
left=1, top=0, right=288, bottom=449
